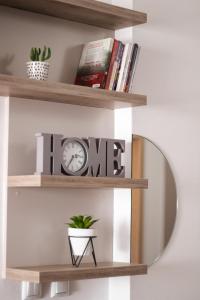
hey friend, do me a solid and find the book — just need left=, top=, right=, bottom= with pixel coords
left=121, top=43, right=134, bottom=92
left=112, top=42, right=125, bottom=90
left=75, top=38, right=141, bottom=93
left=75, top=38, right=114, bottom=89
left=128, top=45, right=141, bottom=93
left=108, top=41, right=124, bottom=90
left=105, top=39, right=120, bottom=90
left=124, top=43, right=139, bottom=92
left=116, top=43, right=133, bottom=92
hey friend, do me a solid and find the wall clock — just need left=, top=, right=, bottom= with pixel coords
left=35, top=133, right=125, bottom=178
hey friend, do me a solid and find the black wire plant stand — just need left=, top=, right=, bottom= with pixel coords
left=68, top=235, right=97, bottom=267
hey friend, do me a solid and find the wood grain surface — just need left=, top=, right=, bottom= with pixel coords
left=0, top=74, right=147, bottom=110
left=8, top=175, right=148, bottom=189
left=131, top=136, right=144, bottom=264
left=6, top=262, right=147, bottom=282
left=0, top=0, right=147, bottom=30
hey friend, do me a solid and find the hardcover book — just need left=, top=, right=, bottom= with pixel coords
left=75, top=38, right=114, bottom=89
left=128, top=46, right=141, bottom=93
left=116, top=43, right=133, bottom=92
left=112, top=42, right=125, bottom=90
left=125, top=43, right=139, bottom=92
left=105, top=39, right=119, bottom=90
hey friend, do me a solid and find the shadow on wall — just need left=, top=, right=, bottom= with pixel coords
left=0, top=54, right=15, bottom=75
left=59, top=45, right=83, bottom=84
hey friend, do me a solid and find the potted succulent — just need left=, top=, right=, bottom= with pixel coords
left=67, top=215, right=98, bottom=257
left=26, top=46, right=52, bottom=81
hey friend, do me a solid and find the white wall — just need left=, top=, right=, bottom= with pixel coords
left=0, top=3, right=114, bottom=300
left=132, top=0, right=200, bottom=299
left=110, top=1, right=134, bottom=300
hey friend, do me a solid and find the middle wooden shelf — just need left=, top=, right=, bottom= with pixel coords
left=8, top=175, right=148, bottom=189
left=0, top=74, right=147, bottom=110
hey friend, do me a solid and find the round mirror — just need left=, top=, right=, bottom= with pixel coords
left=131, top=135, right=177, bottom=265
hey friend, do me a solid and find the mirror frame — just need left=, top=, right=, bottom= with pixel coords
left=131, top=134, right=177, bottom=265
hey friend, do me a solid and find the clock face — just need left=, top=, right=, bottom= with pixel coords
left=62, top=139, right=87, bottom=174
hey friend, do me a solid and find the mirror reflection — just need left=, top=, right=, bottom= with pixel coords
left=131, top=135, right=177, bottom=265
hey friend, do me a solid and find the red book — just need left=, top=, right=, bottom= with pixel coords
left=105, top=39, right=119, bottom=90
left=75, top=73, right=106, bottom=88
left=75, top=38, right=114, bottom=89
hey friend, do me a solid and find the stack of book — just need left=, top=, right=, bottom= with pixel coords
left=75, top=38, right=140, bottom=93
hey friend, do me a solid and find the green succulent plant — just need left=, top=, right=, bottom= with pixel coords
left=67, top=215, right=98, bottom=229
left=30, top=46, right=51, bottom=62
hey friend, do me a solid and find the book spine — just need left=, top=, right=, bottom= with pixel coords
left=129, top=46, right=141, bottom=93
left=108, top=61, right=118, bottom=90
left=116, top=44, right=129, bottom=92
left=105, top=40, right=119, bottom=90
left=121, top=44, right=134, bottom=92
left=117, top=43, right=133, bottom=92
left=113, top=42, right=125, bottom=90
left=124, top=43, right=139, bottom=93
left=109, top=42, right=124, bottom=90
left=101, top=39, right=115, bottom=89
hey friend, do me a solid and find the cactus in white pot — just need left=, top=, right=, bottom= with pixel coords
left=27, top=46, right=52, bottom=80
left=67, top=215, right=98, bottom=258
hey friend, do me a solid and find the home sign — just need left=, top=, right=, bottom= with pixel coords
left=35, top=133, right=125, bottom=177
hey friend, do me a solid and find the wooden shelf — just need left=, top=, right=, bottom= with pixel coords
left=0, top=0, right=147, bottom=30
left=8, top=175, right=148, bottom=189
left=0, top=74, right=147, bottom=110
left=6, top=262, right=147, bottom=283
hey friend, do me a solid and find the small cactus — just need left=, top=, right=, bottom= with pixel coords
left=30, top=46, right=51, bottom=62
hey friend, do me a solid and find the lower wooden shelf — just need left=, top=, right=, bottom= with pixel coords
left=6, top=262, right=147, bottom=283
left=8, top=175, right=148, bottom=189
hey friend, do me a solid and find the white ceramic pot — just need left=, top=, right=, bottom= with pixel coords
left=68, top=228, right=96, bottom=256
left=26, top=61, right=50, bottom=81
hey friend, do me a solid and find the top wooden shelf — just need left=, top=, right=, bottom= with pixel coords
left=0, top=74, right=147, bottom=110
left=0, top=0, right=147, bottom=30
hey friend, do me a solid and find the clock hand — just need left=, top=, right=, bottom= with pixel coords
left=67, top=155, right=74, bottom=168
